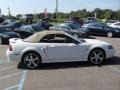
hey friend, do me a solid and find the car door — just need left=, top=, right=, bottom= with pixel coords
left=89, top=23, right=97, bottom=35
left=40, top=34, right=85, bottom=62
left=95, top=23, right=108, bottom=35
left=90, top=23, right=105, bottom=35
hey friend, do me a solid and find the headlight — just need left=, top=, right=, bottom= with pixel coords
left=108, top=45, right=114, bottom=49
left=3, top=35, right=10, bottom=38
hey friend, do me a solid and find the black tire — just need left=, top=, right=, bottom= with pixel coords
left=88, top=49, right=105, bottom=65
left=21, top=51, right=41, bottom=69
left=0, top=37, right=3, bottom=45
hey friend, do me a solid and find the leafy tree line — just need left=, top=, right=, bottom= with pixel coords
left=14, top=8, right=120, bottom=21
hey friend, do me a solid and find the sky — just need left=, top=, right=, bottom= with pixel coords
left=0, top=0, right=120, bottom=16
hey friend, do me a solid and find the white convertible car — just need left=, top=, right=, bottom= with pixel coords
left=6, top=30, right=115, bottom=69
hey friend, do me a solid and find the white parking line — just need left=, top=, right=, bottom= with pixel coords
left=2, top=84, right=19, bottom=90
left=0, top=65, right=17, bottom=72
left=109, top=66, right=120, bottom=74
left=0, top=72, right=22, bottom=80
left=18, top=70, right=28, bottom=90
left=0, top=61, right=12, bottom=65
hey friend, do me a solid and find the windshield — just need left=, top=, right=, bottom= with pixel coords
left=32, top=26, right=43, bottom=32
left=68, top=23, right=80, bottom=29
left=6, top=22, right=16, bottom=26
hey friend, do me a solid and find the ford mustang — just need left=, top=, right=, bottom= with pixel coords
left=6, top=30, right=115, bottom=69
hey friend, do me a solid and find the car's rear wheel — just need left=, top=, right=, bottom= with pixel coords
left=107, top=32, right=113, bottom=38
left=22, top=51, right=41, bottom=69
left=88, top=49, right=105, bottom=65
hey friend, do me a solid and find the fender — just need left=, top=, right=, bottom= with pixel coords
left=20, top=47, right=47, bottom=62
left=87, top=45, right=107, bottom=59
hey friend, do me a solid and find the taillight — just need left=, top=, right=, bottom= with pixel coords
left=9, top=45, right=12, bottom=51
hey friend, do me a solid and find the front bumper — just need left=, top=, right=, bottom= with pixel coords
left=106, top=49, right=115, bottom=59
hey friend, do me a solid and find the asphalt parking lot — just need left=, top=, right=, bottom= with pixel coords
left=0, top=36, right=120, bottom=90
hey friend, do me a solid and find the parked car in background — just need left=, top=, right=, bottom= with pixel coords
left=64, top=21, right=82, bottom=27
left=2, top=19, right=15, bottom=25
left=34, top=21, right=53, bottom=30
left=20, top=14, right=34, bottom=24
left=84, top=17, right=97, bottom=24
left=4, top=21, right=22, bottom=31
left=83, top=22, right=120, bottom=38
left=71, top=17, right=84, bottom=26
left=0, top=17, right=5, bottom=23
left=50, top=23, right=89, bottom=38
left=106, top=20, right=119, bottom=26
left=108, top=22, right=120, bottom=29
left=14, top=24, right=44, bottom=39
left=0, top=26, right=21, bottom=44
left=6, top=30, right=115, bottom=69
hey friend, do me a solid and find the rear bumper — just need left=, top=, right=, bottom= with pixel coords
left=6, top=49, right=21, bottom=62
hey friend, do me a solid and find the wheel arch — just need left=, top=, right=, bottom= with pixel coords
left=88, top=47, right=106, bottom=61
left=21, top=50, right=42, bottom=63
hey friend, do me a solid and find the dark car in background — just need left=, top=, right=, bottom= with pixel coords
left=83, top=22, right=120, bottom=38
left=0, top=26, right=21, bottom=44
left=64, top=21, right=82, bottom=27
left=14, top=24, right=44, bottom=39
left=20, top=14, right=34, bottom=24
left=4, top=21, right=22, bottom=31
left=50, top=23, right=89, bottom=38
left=34, top=21, right=53, bottom=30
left=2, top=19, right=15, bottom=25
left=0, top=17, right=5, bottom=23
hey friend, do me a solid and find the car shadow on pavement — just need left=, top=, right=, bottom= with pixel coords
left=17, top=56, right=120, bottom=70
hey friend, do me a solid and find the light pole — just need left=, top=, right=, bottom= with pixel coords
left=7, top=7, right=11, bottom=18
left=55, top=0, right=58, bottom=19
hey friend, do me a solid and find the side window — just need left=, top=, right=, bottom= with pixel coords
left=23, top=27, right=33, bottom=32
left=60, top=26, right=68, bottom=30
left=40, top=34, right=79, bottom=43
left=95, top=23, right=106, bottom=28
left=95, top=24, right=102, bottom=27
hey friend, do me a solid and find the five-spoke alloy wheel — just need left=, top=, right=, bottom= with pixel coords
left=22, top=52, right=41, bottom=69
left=89, top=49, right=105, bottom=65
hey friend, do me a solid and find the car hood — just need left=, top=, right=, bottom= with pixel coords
left=84, top=39, right=110, bottom=45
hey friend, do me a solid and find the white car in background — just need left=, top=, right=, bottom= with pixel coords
left=109, top=22, right=120, bottom=29
left=6, top=30, right=115, bottom=69
left=107, top=20, right=119, bottom=26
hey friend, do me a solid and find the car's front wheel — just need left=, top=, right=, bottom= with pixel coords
left=107, top=32, right=113, bottom=38
left=22, top=51, right=41, bottom=69
left=88, top=49, right=105, bottom=65
left=73, top=33, right=79, bottom=38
